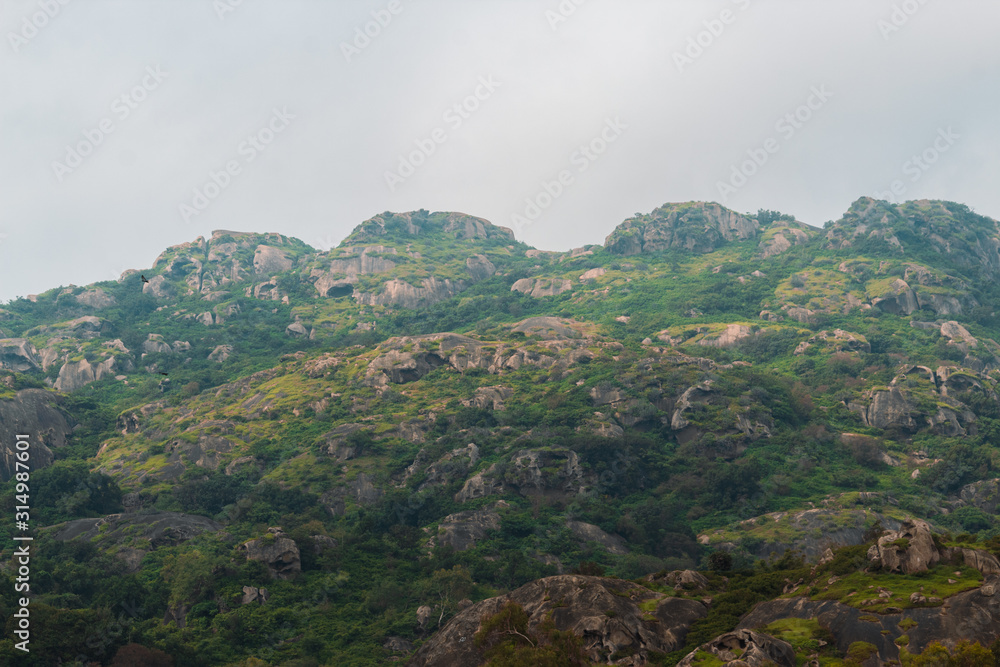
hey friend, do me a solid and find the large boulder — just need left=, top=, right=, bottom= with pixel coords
left=54, top=356, right=122, bottom=392
left=566, top=520, right=629, bottom=555
left=356, top=277, right=466, bottom=309
left=142, top=275, right=174, bottom=298
left=509, top=278, right=572, bottom=298
left=0, top=338, right=40, bottom=371
left=0, top=389, right=75, bottom=481
left=253, top=245, right=293, bottom=274
left=76, top=288, right=116, bottom=309
left=430, top=505, right=504, bottom=552
left=465, top=254, right=496, bottom=282
left=239, top=528, right=301, bottom=580
left=407, top=575, right=708, bottom=666
left=871, top=279, right=919, bottom=315
left=857, top=387, right=920, bottom=431
left=867, top=519, right=939, bottom=574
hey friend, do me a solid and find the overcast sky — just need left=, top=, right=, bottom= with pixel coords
left=1, top=0, right=998, bottom=303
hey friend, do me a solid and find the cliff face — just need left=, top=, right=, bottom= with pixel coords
left=0, top=389, right=75, bottom=481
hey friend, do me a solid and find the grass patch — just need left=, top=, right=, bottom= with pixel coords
left=810, top=564, right=982, bottom=613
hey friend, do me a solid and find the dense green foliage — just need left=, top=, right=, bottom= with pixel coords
left=3, top=200, right=1000, bottom=664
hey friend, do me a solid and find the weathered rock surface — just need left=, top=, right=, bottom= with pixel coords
left=54, top=355, right=126, bottom=392
left=867, top=519, right=940, bottom=574
left=645, top=570, right=710, bottom=591
left=241, top=585, right=269, bottom=605
left=698, top=507, right=904, bottom=561
left=430, top=505, right=504, bottom=551
left=606, top=202, right=759, bottom=255
left=758, top=220, right=817, bottom=258
left=959, top=478, right=1000, bottom=514
left=871, top=278, right=920, bottom=315
left=208, top=344, right=233, bottom=362
left=0, top=389, right=75, bottom=481
left=739, top=578, right=1000, bottom=661
left=566, top=520, right=629, bottom=555
left=0, top=338, right=40, bottom=371
left=408, top=575, right=707, bottom=666
left=506, top=448, right=585, bottom=497
left=677, top=629, right=795, bottom=667
left=356, top=277, right=466, bottom=309
left=253, top=245, right=293, bottom=274
left=240, top=528, right=301, bottom=580
left=806, top=329, right=871, bottom=353
left=510, top=278, right=572, bottom=298
left=142, top=274, right=174, bottom=298
left=363, top=332, right=593, bottom=388
left=76, top=288, right=116, bottom=308
left=465, top=254, right=496, bottom=282
left=51, top=511, right=221, bottom=547
left=460, top=386, right=513, bottom=411
left=511, top=316, right=583, bottom=339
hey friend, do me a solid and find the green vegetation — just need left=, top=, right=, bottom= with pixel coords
left=3, top=201, right=1000, bottom=664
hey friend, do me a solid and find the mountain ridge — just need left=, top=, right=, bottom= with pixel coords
left=5, top=196, right=1000, bottom=664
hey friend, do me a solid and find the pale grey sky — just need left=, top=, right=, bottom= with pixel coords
left=2, top=0, right=999, bottom=303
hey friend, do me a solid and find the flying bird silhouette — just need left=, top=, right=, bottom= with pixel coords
left=141, top=275, right=149, bottom=284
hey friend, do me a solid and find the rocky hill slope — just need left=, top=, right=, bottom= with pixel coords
left=3, top=198, right=1000, bottom=665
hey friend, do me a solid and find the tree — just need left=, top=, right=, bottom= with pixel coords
left=431, top=565, right=475, bottom=627
left=709, top=551, right=733, bottom=572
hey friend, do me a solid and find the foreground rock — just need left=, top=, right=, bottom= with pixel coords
left=740, top=577, right=1000, bottom=662
left=677, top=629, right=795, bottom=667
left=407, top=575, right=707, bottom=666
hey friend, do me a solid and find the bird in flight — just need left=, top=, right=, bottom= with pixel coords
left=141, top=275, right=150, bottom=283
left=158, top=372, right=168, bottom=376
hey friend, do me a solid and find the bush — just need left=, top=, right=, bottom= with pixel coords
left=708, top=551, right=733, bottom=572
left=111, top=643, right=174, bottom=667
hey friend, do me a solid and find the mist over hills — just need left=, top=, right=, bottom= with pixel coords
left=5, top=197, right=1000, bottom=664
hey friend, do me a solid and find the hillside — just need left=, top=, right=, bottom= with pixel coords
left=4, top=198, right=1000, bottom=665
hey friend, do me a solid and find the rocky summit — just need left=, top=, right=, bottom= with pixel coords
left=5, top=199, right=1000, bottom=664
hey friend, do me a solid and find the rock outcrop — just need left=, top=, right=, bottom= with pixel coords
left=465, top=254, right=496, bottom=282
left=566, top=520, right=629, bottom=555
left=407, top=575, right=708, bottom=666
left=0, top=389, right=75, bottom=481
left=51, top=511, right=221, bottom=547
left=0, top=338, right=40, bottom=371
left=510, top=278, right=572, bottom=298
left=253, top=245, right=293, bottom=274
left=867, top=519, right=940, bottom=574
left=739, top=577, right=1000, bottom=662
left=429, top=505, right=504, bottom=551
left=54, top=355, right=125, bottom=392
left=606, top=202, right=759, bottom=255
left=239, top=528, right=301, bottom=580
left=356, top=277, right=465, bottom=309
left=677, top=629, right=796, bottom=667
